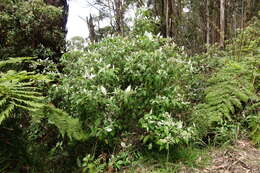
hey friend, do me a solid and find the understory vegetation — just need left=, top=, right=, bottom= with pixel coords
left=0, top=0, right=259, bottom=172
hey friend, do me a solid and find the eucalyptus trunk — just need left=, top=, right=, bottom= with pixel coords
left=220, top=0, right=225, bottom=47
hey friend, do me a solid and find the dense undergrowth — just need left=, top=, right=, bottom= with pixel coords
left=192, top=17, right=260, bottom=146
left=0, top=11, right=260, bottom=173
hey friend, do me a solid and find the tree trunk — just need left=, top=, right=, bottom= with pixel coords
left=206, top=0, right=210, bottom=45
left=87, top=14, right=97, bottom=43
left=220, top=0, right=225, bottom=47
left=114, top=0, right=125, bottom=36
left=165, top=0, right=169, bottom=37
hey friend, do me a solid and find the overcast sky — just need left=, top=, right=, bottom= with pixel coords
left=66, top=0, right=97, bottom=40
left=66, top=0, right=137, bottom=41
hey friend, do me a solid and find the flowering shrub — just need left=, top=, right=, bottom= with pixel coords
left=50, top=34, right=194, bottom=148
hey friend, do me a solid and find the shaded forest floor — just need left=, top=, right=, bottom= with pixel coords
left=122, top=140, right=260, bottom=173
left=180, top=140, right=260, bottom=173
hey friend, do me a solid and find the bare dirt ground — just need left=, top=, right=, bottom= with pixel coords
left=180, top=140, right=260, bottom=173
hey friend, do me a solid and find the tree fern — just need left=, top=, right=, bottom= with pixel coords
left=0, top=69, right=46, bottom=124
left=31, top=105, right=88, bottom=141
left=0, top=58, right=86, bottom=140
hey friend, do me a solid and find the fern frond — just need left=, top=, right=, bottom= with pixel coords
left=10, top=93, right=44, bottom=101
left=0, top=57, right=34, bottom=68
left=10, top=89, right=42, bottom=96
left=192, top=58, right=258, bottom=136
left=244, top=100, right=260, bottom=145
left=0, top=104, right=15, bottom=124
left=31, top=105, right=88, bottom=141
left=46, top=105, right=88, bottom=140
left=0, top=58, right=87, bottom=142
left=10, top=102, right=38, bottom=112
left=0, top=58, right=46, bottom=124
left=0, top=97, right=8, bottom=107
left=12, top=98, right=44, bottom=108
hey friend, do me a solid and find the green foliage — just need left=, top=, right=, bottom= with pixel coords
left=0, top=57, right=86, bottom=139
left=192, top=16, right=260, bottom=144
left=32, top=105, right=87, bottom=141
left=125, top=145, right=209, bottom=173
left=0, top=58, right=48, bottom=124
left=50, top=34, right=193, bottom=149
left=1, top=5, right=259, bottom=172
left=109, top=151, right=134, bottom=170
left=133, top=8, right=160, bottom=36
left=80, top=154, right=106, bottom=173
left=0, top=0, right=65, bottom=60
left=212, top=123, right=241, bottom=146
left=79, top=150, right=139, bottom=173
left=245, top=101, right=260, bottom=145
left=192, top=59, right=257, bottom=136
left=226, top=16, right=260, bottom=57
left=140, top=112, right=194, bottom=150
left=0, top=57, right=87, bottom=172
left=248, top=114, right=260, bottom=145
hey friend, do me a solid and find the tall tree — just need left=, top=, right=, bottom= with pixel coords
left=220, top=0, right=225, bottom=47
left=87, top=14, right=98, bottom=42
left=206, top=0, right=210, bottom=45
left=114, top=0, right=125, bottom=35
